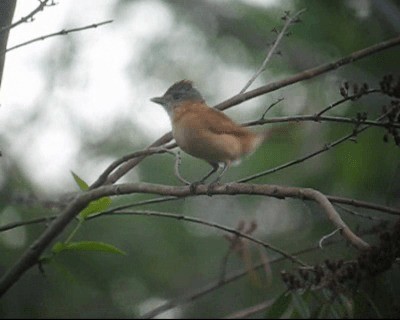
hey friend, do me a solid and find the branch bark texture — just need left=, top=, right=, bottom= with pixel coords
left=0, top=182, right=370, bottom=297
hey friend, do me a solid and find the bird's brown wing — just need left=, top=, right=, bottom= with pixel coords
left=198, top=105, right=251, bottom=137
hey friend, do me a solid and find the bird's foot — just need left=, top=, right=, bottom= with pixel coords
left=206, top=181, right=221, bottom=196
left=189, top=180, right=204, bottom=193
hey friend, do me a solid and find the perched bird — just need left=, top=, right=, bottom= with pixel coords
left=151, top=80, right=270, bottom=187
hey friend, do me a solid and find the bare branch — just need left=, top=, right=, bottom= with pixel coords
left=103, top=35, right=400, bottom=184
left=301, top=188, right=369, bottom=250
left=0, top=0, right=51, bottom=34
left=223, top=299, right=274, bottom=319
left=0, top=181, right=374, bottom=297
left=3, top=19, right=113, bottom=54
left=239, top=109, right=394, bottom=183
left=101, top=210, right=308, bottom=267
left=336, top=204, right=390, bottom=221
left=4, top=191, right=399, bottom=233
left=140, top=237, right=345, bottom=319
left=246, top=114, right=400, bottom=130
left=215, top=35, right=400, bottom=112
left=240, top=8, right=306, bottom=93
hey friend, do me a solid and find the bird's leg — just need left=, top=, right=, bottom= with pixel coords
left=174, top=150, right=191, bottom=185
left=207, top=162, right=229, bottom=196
left=190, top=162, right=219, bottom=193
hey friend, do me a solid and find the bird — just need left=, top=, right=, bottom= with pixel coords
left=150, top=80, right=270, bottom=189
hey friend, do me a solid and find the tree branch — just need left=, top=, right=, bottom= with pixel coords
left=103, top=35, right=400, bottom=185
left=97, top=209, right=308, bottom=267
left=215, top=35, right=400, bottom=112
left=0, top=0, right=16, bottom=89
left=246, top=114, right=400, bottom=130
left=139, top=235, right=347, bottom=319
left=3, top=19, right=113, bottom=54
left=240, top=8, right=306, bottom=93
left=239, top=108, right=393, bottom=183
left=0, top=0, right=50, bottom=34
left=0, top=182, right=371, bottom=297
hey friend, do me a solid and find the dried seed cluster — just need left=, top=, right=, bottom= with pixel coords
left=281, top=220, right=400, bottom=293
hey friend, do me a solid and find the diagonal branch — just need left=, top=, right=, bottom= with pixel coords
left=0, top=0, right=50, bottom=34
left=103, top=35, right=400, bottom=185
left=215, top=34, right=400, bottom=112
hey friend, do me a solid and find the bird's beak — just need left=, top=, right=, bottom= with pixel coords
left=150, top=96, right=166, bottom=105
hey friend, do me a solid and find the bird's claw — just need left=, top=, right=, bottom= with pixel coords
left=189, top=181, right=203, bottom=193
left=206, top=181, right=220, bottom=196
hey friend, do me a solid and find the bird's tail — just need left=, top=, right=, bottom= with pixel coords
left=256, top=122, right=299, bottom=147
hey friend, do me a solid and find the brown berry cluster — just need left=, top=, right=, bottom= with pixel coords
left=281, top=220, right=400, bottom=294
left=382, top=101, right=400, bottom=146
left=340, top=81, right=370, bottom=100
left=380, top=74, right=400, bottom=98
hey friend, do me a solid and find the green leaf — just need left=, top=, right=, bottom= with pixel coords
left=52, top=241, right=67, bottom=254
left=353, top=291, right=383, bottom=319
left=78, top=196, right=112, bottom=220
left=291, top=292, right=311, bottom=319
left=52, top=241, right=126, bottom=255
left=265, top=291, right=292, bottom=318
left=71, top=171, right=89, bottom=191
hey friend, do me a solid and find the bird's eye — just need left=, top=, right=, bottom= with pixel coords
left=172, top=92, right=182, bottom=100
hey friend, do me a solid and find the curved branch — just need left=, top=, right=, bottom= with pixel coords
left=0, top=182, right=371, bottom=297
left=96, top=209, right=308, bottom=267
left=301, top=188, right=369, bottom=250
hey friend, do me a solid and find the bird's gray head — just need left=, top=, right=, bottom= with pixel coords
left=150, top=80, right=204, bottom=114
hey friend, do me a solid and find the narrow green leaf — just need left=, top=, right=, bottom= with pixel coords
left=57, top=241, right=126, bottom=255
left=354, top=290, right=383, bottom=319
left=52, top=241, right=67, bottom=254
left=291, top=292, right=311, bottom=318
left=78, top=196, right=112, bottom=220
left=71, top=171, right=89, bottom=191
left=265, top=291, right=292, bottom=318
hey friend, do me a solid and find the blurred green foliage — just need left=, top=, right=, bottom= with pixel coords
left=1, top=0, right=400, bottom=318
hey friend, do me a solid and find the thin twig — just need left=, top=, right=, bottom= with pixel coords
left=223, top=299, right=274, bottom=319
left=240, top=9, right=306, bottom=93
left=140, top=237, right=345, bottom=319
left=319, top=228, right=342, bottom=249
left=239, top=109, right=394, bottom=183
left=106, top=209, right=308, bottom=267
left=0, top=216, right=56, bottom=232
left=316, top=89, right=381, bottom=116
left=260, top=97, right=285, bottom=119
left=245, top=114, right=400, bottom=130
left=4, top=20, right=113, bottom=54
left=336, top=204, right=390, bottom=221
left=0, top=0, right=51, bottom=34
